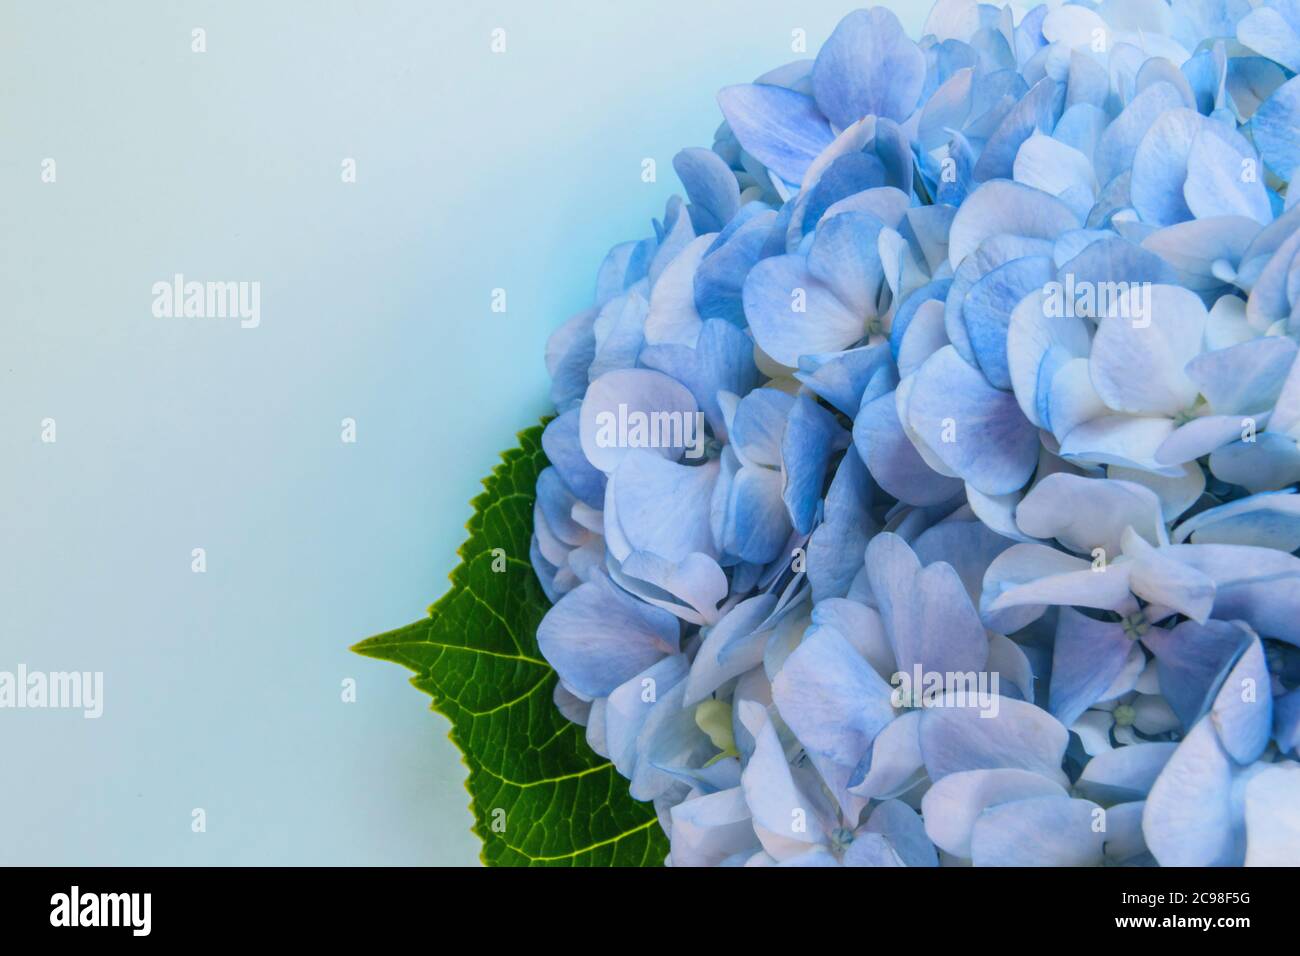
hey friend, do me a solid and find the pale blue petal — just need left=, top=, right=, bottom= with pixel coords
left=1174, top=490, right=1300, bottom=551
left=919, top=695, right=1069, bottom=782
left=630, top=679, right=716, bottom=801
left=772, top=628, right=897, bottom=815
left=1049, top=608, right=1138, bottom=728
left=948, top=180, right=1082, bottom=269
left=807, top=211, right=887, bottom=319
left=853, top=390, right=964, bottom=506
left=741, top=715, right=830, bottom=860
left=862, top=799, right=938, bottom=867
left=716, top=84, right=835, bottom=185
left=1238, top=5, right=1300, bottom=73
left=1142, top=717, right=1241, bottom=867
left=668, top=787, right=760, bottom=867
left=866, top=532, right=989, bottom=678
left=683, top=593, right=779, bottom=705
left=1184, top=127, right=1271, bottom=224
left=907, top=346, right=1040, bottom=495
left=580, top=368, right=700, bottom=474
left=1163, top=544, right=1300, bottom=645
left=971, top=795, right=1106, bottom=866
left=964, top=256, right=1056, bottom=390
left=1252, top=75, right=1300, bottom=177
left=1243, top=763, right=1300, bottom=865
left=743, top=254, right=866, bottom=367
left=611, top=451, right=719, bottom=562
left=1018, top=474, right=1165, bottom=555
left=806, top=447, right=877, bottom=601
left=812, top=7, right=925, bottom=127
left=973, top=76, right=1066, bottom=182
left=1210, top=635, right=1272, bottom=764
left=1089, top=284, right=1206, bottom=416
left=848, top=710, right=926, bottom=799
left=605, top=654, right=689, bottom=776
left=537, top=574, right=680, bottom=699
left=1143, top=619, right=1252, bottom=732
left=781, top=392, right=844, bottom=534
left=1076, top=742, right=1178, bottom=804
left=921, top=767, right=1067, bottom=858
left=795, top=343, right=892, bottom=417
left=673, top=147, right=740, bottom=235
left=640, top=319, right=762, bottom=441
left=542, top=409, right=606, bottom=509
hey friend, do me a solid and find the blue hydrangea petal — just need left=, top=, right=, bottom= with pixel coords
left=605, top=654, right=689, bottom=776
left=847, top=710, right=926, bottom=799
left=731, top=387, right=795, bottom=467
left=919, top=695, right=1070, bottom=783
left=1142, top=717, right=1241, bottom=866
left=579, top=368, right=700, bottom=474
left=948, top=180, right=1082, bottom=269
left=920, top=768, right=1067, bottom=858
left=1238, top=3, right=1300, bottom=73
left=1174, top=490, right=1300, bottom=551
left=611, top=451, right=720, bottom=562
left=672, top=147, right=741, bottom=235
left=741, top=715, right=831, bottom=860
left=537, top=574, right=681, bottom=699
left=1163, top=543, right=1300, bottom=645
left=1184, top=128, right=1272, bottom=224
left=795, top=343, right=892, bottom=417
left=683, top=593, right=779, bottom=705
left=693, top=210, right=778, bottom=325
left=716, top=84, right=835, bottom=185
left=963, top=255, right=1056, bottom=390
left=970, top=795, right=1106, bottom=866
left=1089, top=284, right=1207, bottom=416
left=863, top=800, right=938, bottom=867
left=1049, top=608, right=1139, bottom=728
left=772, top=628, right=897, bottom=816
left=640, top=319, right=763, bottom=441
left=807, top=211, right=887, bottom=320
left=668, top=787, right=760, bottom=867
left=542, top=409, right=606, bottom=510
left=855, top=388, right=967, bottom=506
left=781, top=392, right=845, bottom=534
left=806, top=447, right=877, bottom=602
left=1076, top=742, right=1179, bottom=804
left=743, top=254, right=867, bottom=367
left=1243, top=763, right=1300, bottom=865
left=907, top=346, right=1041, bottom=495
left=865, top=532, right=989, bottom=678
left=1018, top=473, right=1166, bottom=555
left=1252, top=75, right=1300, bottom=177
left=973, top=76, right=1066, bottom=183
left=1211, top=635, right=1273, bottom=763
left=811, top=7, right=926, bottom=127
left=630, top=679, right=717, bottom=801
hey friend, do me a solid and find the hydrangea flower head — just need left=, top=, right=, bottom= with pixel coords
left=530, top=0, right=1300, bottom=866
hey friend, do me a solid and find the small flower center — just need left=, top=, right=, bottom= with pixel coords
left=1113, top=703, right=1137, bottom=727
left=830, top=826, right=855, bottom=853
left=1121, top=611, right=1149, bottom=641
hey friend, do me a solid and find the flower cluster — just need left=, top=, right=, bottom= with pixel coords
left=529, top=0, right=1300, bottom=866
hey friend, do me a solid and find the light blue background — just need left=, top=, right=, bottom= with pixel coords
left=0, top=0, right=927, bottom=864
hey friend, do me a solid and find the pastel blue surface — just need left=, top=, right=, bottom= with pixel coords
left=0, top=0, right=927, bottom=864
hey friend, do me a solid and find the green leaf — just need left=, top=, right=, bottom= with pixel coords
left=352, top=423, right=668, bottom=866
